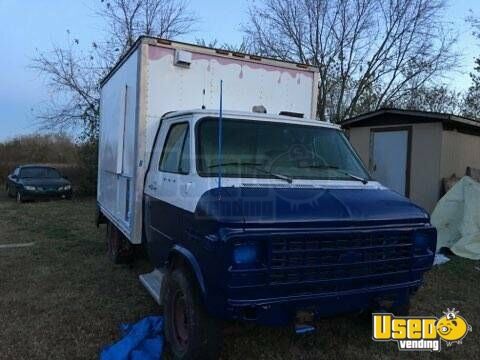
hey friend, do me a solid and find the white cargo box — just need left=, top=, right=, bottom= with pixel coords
left=97, top=36, right=319, bottom=244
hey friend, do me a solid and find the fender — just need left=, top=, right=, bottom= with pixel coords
left=169, top=245, right=207, bottom=298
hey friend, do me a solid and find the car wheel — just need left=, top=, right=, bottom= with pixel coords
left=164, top=267, right=222, bottom=359
left=106, top=222, right=133, bottom=264
left=16, top=191, right=24, bottom=203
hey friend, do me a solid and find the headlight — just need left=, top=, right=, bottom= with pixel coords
left=64, top=185, right=71, bottom=190
left=413, top=228, right=437, bottom=254
left=233, top=243, right=259, bottom=265
left=24, top=185, right=36, bottom=191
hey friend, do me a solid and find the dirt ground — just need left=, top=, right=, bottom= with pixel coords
left=0, top=192, right=479, bottom=359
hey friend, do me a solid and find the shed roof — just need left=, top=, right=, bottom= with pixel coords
left=340, top=108, right=480, bottom=135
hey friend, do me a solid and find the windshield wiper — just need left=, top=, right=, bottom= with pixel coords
left=208, top=162, right=293, bottom=183
left=300, top=164, right=369, bottom=184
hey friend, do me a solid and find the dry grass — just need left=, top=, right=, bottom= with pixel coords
left=0, top=193, right=478, bottom=359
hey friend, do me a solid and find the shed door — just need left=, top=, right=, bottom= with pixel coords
left=371, top=129, right=410, bottom=196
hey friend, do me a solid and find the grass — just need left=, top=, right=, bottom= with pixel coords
left=0, top=192, right=479, bottom=359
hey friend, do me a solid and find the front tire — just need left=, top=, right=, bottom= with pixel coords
left=164, top=267, right=222, bottom=359
left=16, top=191, right=24, bottom=203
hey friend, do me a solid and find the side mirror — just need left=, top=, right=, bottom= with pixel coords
left=11, top=174, right=18, bottom=180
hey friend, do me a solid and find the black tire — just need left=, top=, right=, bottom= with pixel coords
left=106, top=222, right=134, bottom=264
left=164, top=267, right=222, bottom=359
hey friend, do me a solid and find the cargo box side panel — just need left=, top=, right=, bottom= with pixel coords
left=98, top=48, right=139, bottom=237
left=144, top=45, right=316, bottom=155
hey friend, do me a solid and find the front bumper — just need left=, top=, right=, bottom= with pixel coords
left=203, top=226, right=435, bottom=325
left=21, top=189, right=72, bottom=200
left=226, top=280, right=418, bottom=325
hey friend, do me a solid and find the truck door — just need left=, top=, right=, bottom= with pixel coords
left=144, top=118, right=193, bottom=266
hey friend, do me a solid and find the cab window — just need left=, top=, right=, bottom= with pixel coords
left=159, top=123, right=190, bottom=174
left=197, top=117, right=369, bottom=181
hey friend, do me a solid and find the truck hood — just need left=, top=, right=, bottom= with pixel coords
left=195, top=187, right=429, bottom=228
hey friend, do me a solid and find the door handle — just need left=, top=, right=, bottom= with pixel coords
left=182, top=182, right=193, bottom=194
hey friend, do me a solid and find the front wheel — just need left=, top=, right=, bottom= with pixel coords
left=164, top=267, right=222, bottom=359
left=16, top=191, right=24, bottom=203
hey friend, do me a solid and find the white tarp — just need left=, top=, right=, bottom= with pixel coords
left=431, top=176, right=480, bottom=260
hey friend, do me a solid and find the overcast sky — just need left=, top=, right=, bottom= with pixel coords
left=0, top=0, right=478, bottom=141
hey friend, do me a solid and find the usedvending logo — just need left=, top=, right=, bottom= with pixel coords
left=372, top=308, right=472, bottom=351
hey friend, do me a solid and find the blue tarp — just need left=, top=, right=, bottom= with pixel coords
left=100, top=316, right=164, bottom=360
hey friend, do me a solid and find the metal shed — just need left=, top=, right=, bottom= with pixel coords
left=341, top=108, right=480, bottom=212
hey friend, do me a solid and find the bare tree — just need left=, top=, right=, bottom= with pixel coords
left=195, top=37, right=253, bottom=53
left=245, top=0, right=458, bottom=122
left=32, top=35, right=104, bottom=139
left=99, top=0, right=196, bottom=54
left=391, top=84, right=463, bottom=114
left=32, top=0, right=196, bottom=139
left=462, top=12, right=480, bottom=120
left=463, top=60, right=480, bottom=120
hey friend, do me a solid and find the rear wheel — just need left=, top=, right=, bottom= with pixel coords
left=164, top=267, right=222, bottom=359
left=106, top=222, right=134, bottom=264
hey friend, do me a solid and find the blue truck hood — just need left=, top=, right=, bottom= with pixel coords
left=195, top=187, right=429, bottom=228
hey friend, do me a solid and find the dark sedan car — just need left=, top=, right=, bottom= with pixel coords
left=6, top=165, right=73, bottom=203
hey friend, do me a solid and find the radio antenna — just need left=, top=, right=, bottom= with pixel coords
left=217, top=80, right=223, bottom=191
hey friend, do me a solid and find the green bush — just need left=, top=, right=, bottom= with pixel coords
left=76, top=140, right=98, bottom=196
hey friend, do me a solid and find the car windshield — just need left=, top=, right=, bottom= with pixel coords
left=20, top=167, right=61, bottom=179
left=197, top=118, right=370, bottom=181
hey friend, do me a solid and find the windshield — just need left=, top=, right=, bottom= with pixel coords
left=197, top=118, right=370, bottom=181
left=20, top=167, right=61, bottom=179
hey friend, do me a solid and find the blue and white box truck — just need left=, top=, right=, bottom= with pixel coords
left=97, top=36, right=436, bottom=358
